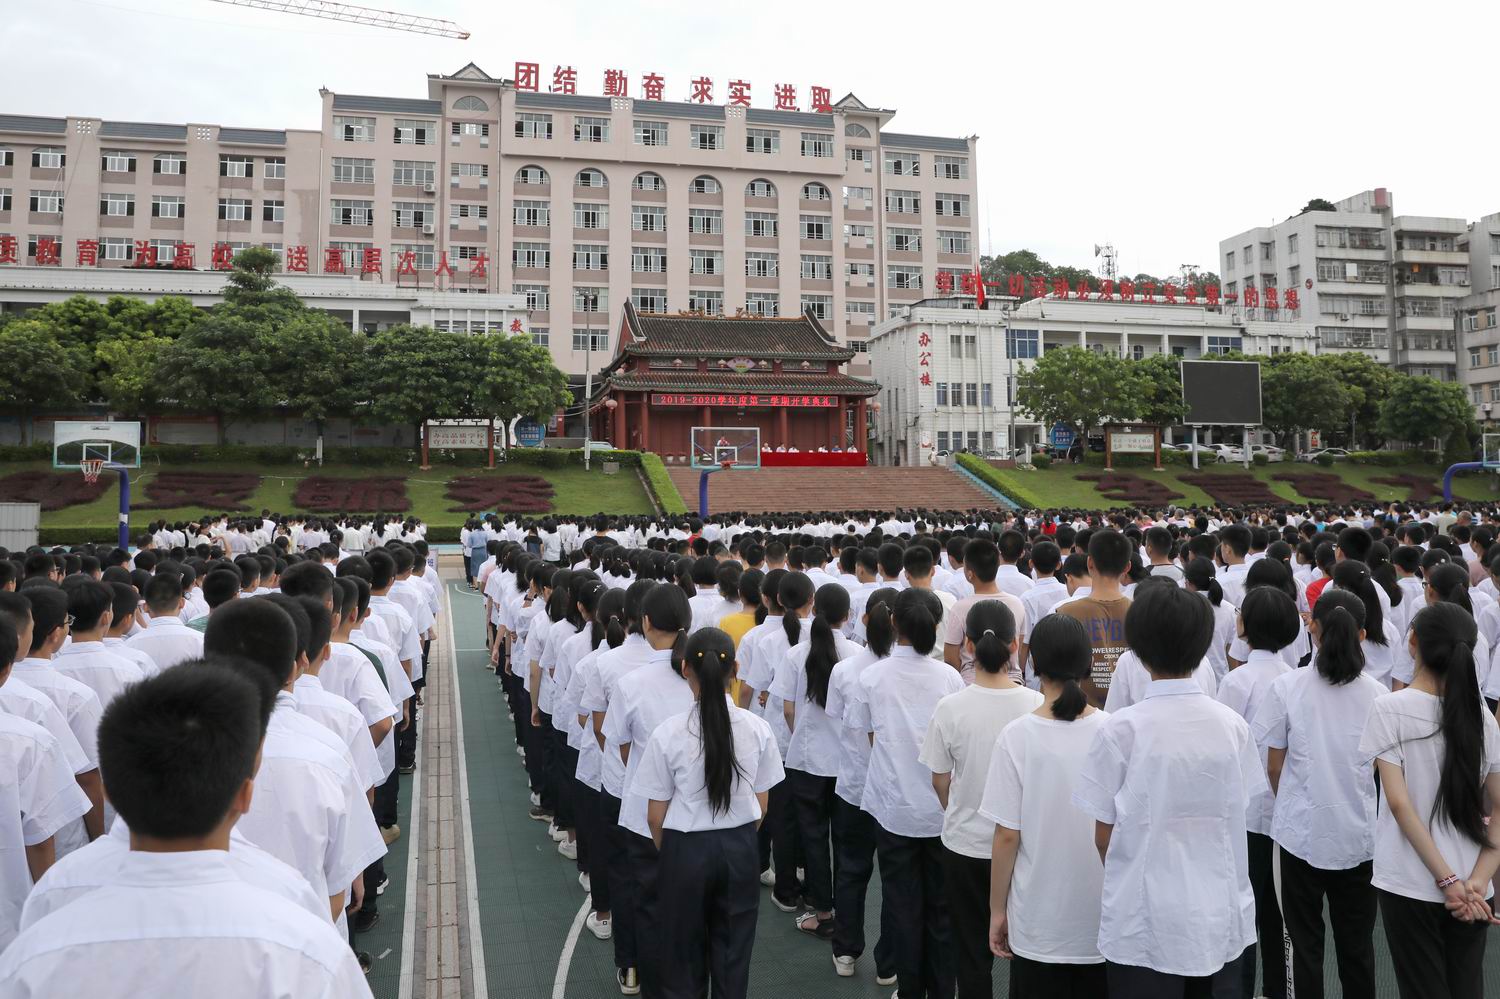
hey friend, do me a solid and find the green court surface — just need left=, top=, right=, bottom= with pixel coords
left=361, top=717, right=417, bottom=997
left=445, top=581, right=1500, bottom=997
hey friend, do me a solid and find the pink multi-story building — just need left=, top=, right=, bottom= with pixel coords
left=0, top=63, right=979, bottom=377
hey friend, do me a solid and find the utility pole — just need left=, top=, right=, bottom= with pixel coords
left=206, top=0, right=469, bottom=37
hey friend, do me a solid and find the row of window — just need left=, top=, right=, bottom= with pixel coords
left=19, top=190, right=286, bottom=222
left=933, top=382, right=995, bottom=407
left=332, top=117, right=488, bottom=145
left=509, top=283, right=865, bottom=324
left=0, top=147, right=289, bottom=179
left=934, top=431, right=1007, bottom=453
left=509, top=240, right=931, bottom=286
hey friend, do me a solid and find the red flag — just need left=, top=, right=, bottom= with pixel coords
left=973, top=265, right=986, bottom=309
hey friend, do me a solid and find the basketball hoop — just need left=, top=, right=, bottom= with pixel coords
left=81, top=459, right=106, bottom=485
left=720, top=459, right=736, bottom=472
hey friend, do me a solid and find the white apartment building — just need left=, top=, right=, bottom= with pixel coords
left=1219, top=188, right=1476, bottom=381
left=0, top=63, right=979, bottom=382
left=0, top=263, right=527, bottom=333
left=867, top=297, right=1316, bottom=467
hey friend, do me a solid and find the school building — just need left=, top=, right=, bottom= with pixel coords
left=589, top=302, right=878, bottom=458
left=866, top=296, right=1319, bottom=467
left=0, top=62, right=979, bottom=383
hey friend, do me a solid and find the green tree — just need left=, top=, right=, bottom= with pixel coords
left=263, top=312, right=365, bottom=442
left=1298, top=198, right=1337, bottom=215
left=362, top=325, right=479, bottom=446
left=0, top=321, right=91, bottom=441
left=156, top=313, right=283, bottom=442
left=1131, top=353, right=1188, bottom=427
left=1260, top=353, right=1350, bottom=445
left=1015, top=346, right=1146, bottom=440
left=1320, top=352, right=1397, bottom=447
left=1377, top=376, right=1475, bottom=447
left=474, top=333, right=574, bottom=453
left=95, top=333, right=170, bottom=415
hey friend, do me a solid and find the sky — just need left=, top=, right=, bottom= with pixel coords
left=9, top=0, right=1500, bottom=278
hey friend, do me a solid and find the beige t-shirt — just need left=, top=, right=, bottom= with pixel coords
left=944, top=591, right=1027, bottom=684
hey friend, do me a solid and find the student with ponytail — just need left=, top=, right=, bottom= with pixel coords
left=1359, top=602, right=1500, bottom=999
left=739, top=570, right=811, bottom=912
left=1184, top=556, right=1236, bottom=681
left=1216, top=586, right=1298, bottom=999
left=823, top=586, right=901, bottom=983
left=567, top=586, right=627, bottom=942
left=980, top=613, right=1107, bottom=995
left=581, top=579, right=659, bottom=995
left=846, top=587, right=964, bottom=999
left=1332, top=559, right=1405, bottom=688
left=552, top=579, right=604, bottom=868
left=1252, top=588, right=1387, bottom=999
left=603, top=582, right=695, bottom=998
left=919, top=599, right=1041, bottom=997
left=635, top=628, right=785, bottom=999
left=771, top=583, right=860, bottom=939
left=1400, top=562, right=1495, bottom=691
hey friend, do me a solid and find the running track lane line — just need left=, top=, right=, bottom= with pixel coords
left=446, top=581, right=490, bottom=998
left=554, top=896, right=592, bottom=999
left=396, top=678, right=425, bottom=999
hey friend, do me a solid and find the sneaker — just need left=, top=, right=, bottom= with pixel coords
left=379, top=824, right=401, bottom=846
left=515, top=745, right=525, bottom=757
left=587, top=912, right=612, bottom=940
left=529, top=791, right=541, bottom=806
left=528, top=806, right=553, bottom=822
left=374, top=874, right=390, bottom=896
left=357, top=950, right=373, bottom=974
left=549, top=824, right=568, bottom=844
left=617, top=967, right=639, bottom=995
left=759, top=868, right=775, bottom=887
left=832, top=955, right=856, bottom=978
left=353, top=908, right=381, bottom=933
left=771, top=892, right=801, bottom=913
left=578, top=871, right=591, bottom=892
left=398, top=763, right=415, bottom=775
left=876, top=971, right=899, bottom=987
left=558, top=839, right=578, bottom=860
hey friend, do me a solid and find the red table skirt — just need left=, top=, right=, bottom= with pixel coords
left=757, top=451, right=868, bottom=468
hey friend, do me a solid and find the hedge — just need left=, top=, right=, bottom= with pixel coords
left=640, top=453, right=688, bottom=515
left=955, top=453, right=1042, bottom=508
left=1347, top=450, right=1440, bottom=467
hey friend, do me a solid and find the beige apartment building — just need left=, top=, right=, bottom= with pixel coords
left=0, top=63, right=979, bottom=378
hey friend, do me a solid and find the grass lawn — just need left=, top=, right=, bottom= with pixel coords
left=982, top=459, right=1498, bottom=509
left=2, top=460, right=653, bottom=542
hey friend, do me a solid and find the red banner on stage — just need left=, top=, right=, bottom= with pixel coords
left=652, top=392, right=839, bottom=409
left=759, top=451, right=866, bottom=467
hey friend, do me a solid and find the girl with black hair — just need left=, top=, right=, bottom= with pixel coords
left=1402, top=563, right=1495, bottom=691
left=1217, top=586, right=1299, bottom=999
left=603, top=582, right=695, bottom=998
left=1252, top=588, right=1387, bottom=999
left=634, top=628, right=784, bottom=999
left=824, top=586, right=901, bottom=983
left=981, top=613, right=1107, bottom=995
left=1184, top=556, right=1236, bottom=681
left=539, top=577, right=582, bottom=852
left=582, top=578, right=658, bottom=995
left=1226, top=559, right=1309, bottom=672
left=1331, top=559, right=1408, bottom=688
left=846, top=587, right=965, bottom=999
left=919, top=599, right=1042, bottom=997
left=552, top=579, right=605, bottom=872
left=566, top=585, right=626, bottom=942
left=771, top=583, right=859, bottom=939
left=1359, top=602, right=1500, bottom=999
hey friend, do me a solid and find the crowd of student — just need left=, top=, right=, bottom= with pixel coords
left=0, top=520, right=439, bottom=996
left=478, top=504, right=1500, bottom=999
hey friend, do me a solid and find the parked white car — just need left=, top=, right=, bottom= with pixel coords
left=1172, top=443, right=1229, bottom=462
left=1223, top=444, right=1287, bottom=463
left=1296, top=447, right=1351, bottom=463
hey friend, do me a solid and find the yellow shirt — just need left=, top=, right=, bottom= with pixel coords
left=719, top=609, right=757, bottom=701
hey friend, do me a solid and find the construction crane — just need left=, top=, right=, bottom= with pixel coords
left=206, top=0, right=469, bottom=38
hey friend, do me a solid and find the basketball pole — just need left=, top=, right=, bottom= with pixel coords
left=111, top=463, right=130, bottom=550
left=698, top=465, right=727, bottom=519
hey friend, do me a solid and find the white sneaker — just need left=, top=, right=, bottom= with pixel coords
left=529, top=791, right=540, bottom=806
left=759, top=868, right=775, bottom=887
left=549, top=825, right=568, bottom=844
left=876, top=972, right=899, bottom=986
left=558, top=838, right=578, bottom=860
left=578, top=871, right=591, bottom=892
left=587, top=911, right=612, bottom=940
left=832, top=955, right=855, bottom=978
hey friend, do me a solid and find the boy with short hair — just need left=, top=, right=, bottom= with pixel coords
left=1057, top=531, right=1133, bottom=707
left=121, top=573, right=204, bottom=673
left=50, top=581, right=146, bottom=703
left=1072, top=583, right=1264, bottom=996
left=0, top=661, right=371, bottom=995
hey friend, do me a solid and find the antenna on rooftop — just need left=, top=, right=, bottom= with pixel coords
left=205, top=0, right=470, bottom=38
left=1093, top=243, right=1117, bottom=281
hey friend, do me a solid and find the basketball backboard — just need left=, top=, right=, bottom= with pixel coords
left=690, top=427, right=761, bottom=470
left=52, top=420, right=142, bottom=469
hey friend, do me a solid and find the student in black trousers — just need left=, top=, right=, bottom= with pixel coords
left=634, top=629, right=785, bottom=999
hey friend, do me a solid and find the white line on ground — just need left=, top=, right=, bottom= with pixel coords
left=446, top=580, right=489, bottom=998
left=554, top=896, right=593, bottom=999
left=377, top=948, right=392, bottom=961
left=395, top=683, right=426, bottom=999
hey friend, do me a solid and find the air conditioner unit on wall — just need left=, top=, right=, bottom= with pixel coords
left=423, top=182, right=436, bottom=194
left=422, top=223, right=435, bottom=235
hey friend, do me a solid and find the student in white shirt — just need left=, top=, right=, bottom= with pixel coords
left=47, top=583, right=144, bottom=707
left=602, top=583, right=696, bottom=999
left=1331, top=559, right=1406, bottom=688
left=823, top=587, right=901, bottom=983
left=123, top=573, right=205, bottom=673
left=1072, top=581, right=1265, bottom=997
left=1016, top=541, right=1067, bottom=684
left=772, top=582, right=860, bottom=940
left=1184, top=557, right=1237, bottom=680
left=1254, top=588, right=1386, bottom=999
left=636, top=628, right=784, bottom=999
left=845, top=588, right=965, bottom=999
left=1216, top=586, right=1298, bottom=999
left=0, top=662, right=371, bottom=997
left=981, top=613, right=1107, bottom=996
left=919, top=599, right=1042, bottom=997
left=1359, top=602, right=1500, bottom=999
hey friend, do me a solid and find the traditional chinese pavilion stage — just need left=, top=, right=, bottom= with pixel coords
left=590, top=304, right=878, bottom=460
